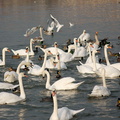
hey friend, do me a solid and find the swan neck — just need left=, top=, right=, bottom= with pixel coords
left=19, top=74, right=26, bottom=99
left=41, top=52, right=47, bottom=71
left=53, top=94, right=58, bottom=116
left=104, top=46, right=110, bottom=65
left=17, top=62, right=25, bottom=74
left=2, top=49, right=6, bottom=64
left=45, top=71, right=51, bottom=89
left=39, top=28, right=43, bottom=38
left=102, top=69, right=107, bottom=88
left=30, top=39, right=33, bottom=53
left=92, top=51, right=97, bottom=71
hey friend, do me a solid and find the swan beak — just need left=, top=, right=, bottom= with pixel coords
left=116, top=98, right=120, bottom=107
left=95, top=32, right=98, bottom=35
left=51, top=90, right=56, bottom=96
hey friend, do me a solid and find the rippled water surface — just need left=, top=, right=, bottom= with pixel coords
left=0, top=0, right=120, bottom=120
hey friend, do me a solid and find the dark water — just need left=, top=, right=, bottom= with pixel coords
left=0, top=0, right=120, bottom=120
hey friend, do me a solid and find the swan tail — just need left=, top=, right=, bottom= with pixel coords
left=71, top=108, right=85, bottom=115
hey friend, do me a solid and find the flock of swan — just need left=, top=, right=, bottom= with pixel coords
left=0, top=14, right=120, bottom=120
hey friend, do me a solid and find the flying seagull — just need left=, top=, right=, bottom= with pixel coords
left=50, top=14, right=64, bottom=32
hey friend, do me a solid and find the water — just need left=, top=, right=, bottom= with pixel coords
left=0, top=0, right=120, bottom=120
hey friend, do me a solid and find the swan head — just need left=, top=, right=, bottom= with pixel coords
left=19, top=72, right=28, bottom=78
left=104, top=44, right=112, bottom=49
left=3, top=47, right=11, bottom=52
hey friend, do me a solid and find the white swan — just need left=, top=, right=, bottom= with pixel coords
left=50, top=14, right=64, bottom=32
left=39, top=42, right=73, bottom=63
left=28, top=50, right=52, bottom=76
left=95, top=45, right=120, bottom=78
left=78, top=30, right=90, bottom=43
left=11, top=39, right=34, bottom=56
left=89, top=32, right=100, bottom=52
left=46, top=55, right=67, bottom=70
left=0, top=72, right=27, bottom=104
left=88, top=68, right=111, bottom=97
left=50, top=90, right=85, bottom=120
left=67, top=38, right=79, bottom=53
left=43, top=70, right=84, bottom=90
left=76, top=48, right=105, bottom=74
left=4, top=70, right=18, bottom=83
left=104, top=45, right=120, bottom=71
left=0, top=47, right=10, bottom=66
left=4, top=59, right=31, bottom=83
left=20, top=47, right=34, bottom=69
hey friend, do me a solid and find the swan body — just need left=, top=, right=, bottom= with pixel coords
left=4, top=71, right=18, bottom=83
left=0, top=82, right=19, bottom=90
left=78, top=30, right=90, bottom=42
left=0, top=47, right=10, bottom=66
left=89, top=68, right=111, bottom=97
left=50, top=91, right=85, bottom=120
left=28, top=50, right=52, bottom=76
left=0, top=72, right=27, bottom=104
left=44, top=70, right=84, bottom=90
left=40, top=44, right=73, bottom=63
left=95, top=44, right=120, bottom=78
left=46, top=54, right=67, bottom=70
left=11, top=39, right=34, bottom=56
left=50, top=14, right=64, bottom=32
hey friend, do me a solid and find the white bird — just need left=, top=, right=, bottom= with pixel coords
left=50, top=14, right=64, bottom=32
left=88, top=68, right=111, bottom=97
left=50, top=90, right=85, bottom=120
left=28, top=50, right=52, bottom=76
left=69, top=22, right=74, bottom=27
left=24, top=25, right=40, bottom=37
left=78, top=30, right=90, bottom=43
left=4, top=61, right=31, bottom=83
left=0, top=47, right=10, bottom=66
left=11, top=39, right=35, bottom=56
left=94, top=45, right=120, bottom=78
left=43, top=20, right=55, bottom=35
left=43, top=70, right=84, bottom=90
left=104, top=45, right=120, bottom=71
left=0, top=72, right=27, bottom=104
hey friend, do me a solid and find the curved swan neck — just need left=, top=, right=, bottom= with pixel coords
left=104, top=46, right=110, bottom=65
left=41, top=52, right=48, bottom=71
left=102, top=68, right=107, bottom=88
left=45, top=70, right=51, bottom=89
left=19, top=74, right=26, bottom=99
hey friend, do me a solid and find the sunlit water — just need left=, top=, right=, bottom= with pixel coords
left=0, top=0, right=120, bottom=120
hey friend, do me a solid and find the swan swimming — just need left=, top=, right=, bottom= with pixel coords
left=50, top=90, right=85, bottom=120
left=43, top=70, right=84, bottom=90
left=88, top=68, right=111, bottom=97
left=0, top=47, right=11, bottom=66
left=0, top=72, right=27, bottom=104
